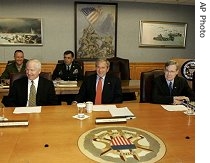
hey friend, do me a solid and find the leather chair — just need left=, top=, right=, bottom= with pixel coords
left=140, top=69, right=164, bottom=103
left=107, top=57, right=130, bottom=80
left=57, top=59, right=84, bottom=76
left=192, top=71, right=195, bottom=92
left=85, top=70, right=96, bottom=77
left=9, top=72, right=52, bottom=87
left=107, top=57, right=136, bottom=101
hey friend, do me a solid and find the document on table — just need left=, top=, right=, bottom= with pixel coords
left=13, top=106, right=42, bottom=114
left=109, top=107, right=134, bottom=117
left=93, top=105, right=117, bottom=111
left=161, top=105, right=187, bottom=111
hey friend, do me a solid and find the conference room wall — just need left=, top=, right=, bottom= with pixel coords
left=0, top=0, right=195, bottom=63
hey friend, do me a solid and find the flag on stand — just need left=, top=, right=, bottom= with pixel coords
left=81, top=7, right=101, bottom=24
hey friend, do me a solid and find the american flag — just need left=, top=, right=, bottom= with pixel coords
left=111, top=136, right=136, bottom=150
left=81, top=7, right=101, bottom=24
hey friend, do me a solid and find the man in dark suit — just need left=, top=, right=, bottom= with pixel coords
left=73, top=58, right=123, bottom=104
left=52, top=50, right=83, bottom=105
left=152, top=60, right=195, bottom=105
left=1, top=50, right=28, bottom=80
left=7, top=59, right=58, bottom=107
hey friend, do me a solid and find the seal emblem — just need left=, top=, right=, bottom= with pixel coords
left=181, top=60, right=195, bottom=81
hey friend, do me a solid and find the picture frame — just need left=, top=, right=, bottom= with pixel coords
left=0, top=18, right=43, bottom=46
left=75, top=2, right=118, bottom=60
left=139, top=20, right=187, bottom=48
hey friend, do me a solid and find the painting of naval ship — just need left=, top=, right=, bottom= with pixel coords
left=139, top=21, right=187, bottom=47
left=0, top=18, right=42, bottom=45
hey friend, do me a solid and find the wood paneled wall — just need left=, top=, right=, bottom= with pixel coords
left=0, top=60, right=193, bottom=88
left=0, top=62, right=164, bottom=80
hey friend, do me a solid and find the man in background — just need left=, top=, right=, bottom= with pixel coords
left=52, top=50, right=83, bottom=104
left=73, top=58, right=123, bottom=104
left=52, top=50, right=83, bottom=81
left=1, top=50, right=28, bottom=80
left=152, top=60, right=194, bottom=104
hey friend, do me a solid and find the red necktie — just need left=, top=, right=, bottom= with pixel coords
left=95, top=77, right=102, bottom=104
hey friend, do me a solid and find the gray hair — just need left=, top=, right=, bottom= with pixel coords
left=26, top=59, right=42, bottom=70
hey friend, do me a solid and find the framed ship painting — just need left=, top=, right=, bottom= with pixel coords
left=139, top=20, right=187, bottom=48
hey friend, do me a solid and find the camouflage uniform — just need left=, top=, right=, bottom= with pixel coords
left=1, top=59, right=28, bottom=79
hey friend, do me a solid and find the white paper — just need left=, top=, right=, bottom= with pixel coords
left=109, top=107, right=134, bottom=117
left=13, top=106, right=42, bottom=114
left=161, top=105, right=188, bottom=111
left=93, top=105, right=117, bottom=111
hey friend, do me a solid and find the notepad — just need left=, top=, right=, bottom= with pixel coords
left=109, top=107, right=134, bottom=117
left=161, top=105, right=188, bottom=111
left=93, top=105, right=117, bottom=111
left=13, top=106, right=41, bottom=114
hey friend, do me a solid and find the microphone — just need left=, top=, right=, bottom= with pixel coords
left=182, top=100, right=195, bottom=111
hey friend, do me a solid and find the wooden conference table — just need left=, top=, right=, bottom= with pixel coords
left=0, top=103, right=194, bottom=162
left=0, top=80, right=140, bottom=96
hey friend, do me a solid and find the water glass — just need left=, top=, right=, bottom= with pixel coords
left=77, top=103, right=86, bottom=118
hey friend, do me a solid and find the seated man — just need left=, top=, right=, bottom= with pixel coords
left=52, top=50, right=83, bottom=81
left=1, top=50, right=28, bottom=80
left=152, top=60, right=195, bottom=105
left=52, top=50, right=83, bottom=105
left=7, top=59, right=58, bottom=107
left=73, top=58, right=123, bottom=104
left=1, top=50, right=28, bottom=106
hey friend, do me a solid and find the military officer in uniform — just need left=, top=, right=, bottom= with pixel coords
left=1, top=50, right=28, bottom=80
left=52, top=50, right=83, bottom=104
left=52, top=50, right=83, bottom=81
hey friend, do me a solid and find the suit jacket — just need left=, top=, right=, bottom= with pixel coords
left=75, top=73, right=123, bottom=104
left=152, top=75, right=195, bottom=104
left=52, top=61, right=83, bottom=81
left=7, top=76, right=58, bottom=107
left=0, top=59, right=28, bottom=79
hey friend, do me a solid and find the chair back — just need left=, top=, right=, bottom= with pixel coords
left=85, top=70, right=96, bottom=77
left=10, top=72, right=52, bottom=87
left=192, top=71, right=195, bottom=92
left=58, top=59, right=84, bottom=75
left=10, top=73, right=26, bottom=87
left=107, top=57, right=130, bottom=80
left=140, top=69, right=164, bottom=103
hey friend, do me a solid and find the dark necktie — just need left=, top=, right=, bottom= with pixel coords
left=95, top=77, right=102, bottom=104
left=169, top=81, right=173, bottom=96
left=28, top=80, right=36, bottom=106
left=67, top=65, right=71, bottom=71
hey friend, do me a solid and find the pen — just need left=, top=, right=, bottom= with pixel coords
left=114, top=116, right=136, bottom=120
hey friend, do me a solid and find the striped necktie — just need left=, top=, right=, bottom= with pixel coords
left=95, top=77, right=102, bottom=104
left=28, top=80, right=36, bottom=106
